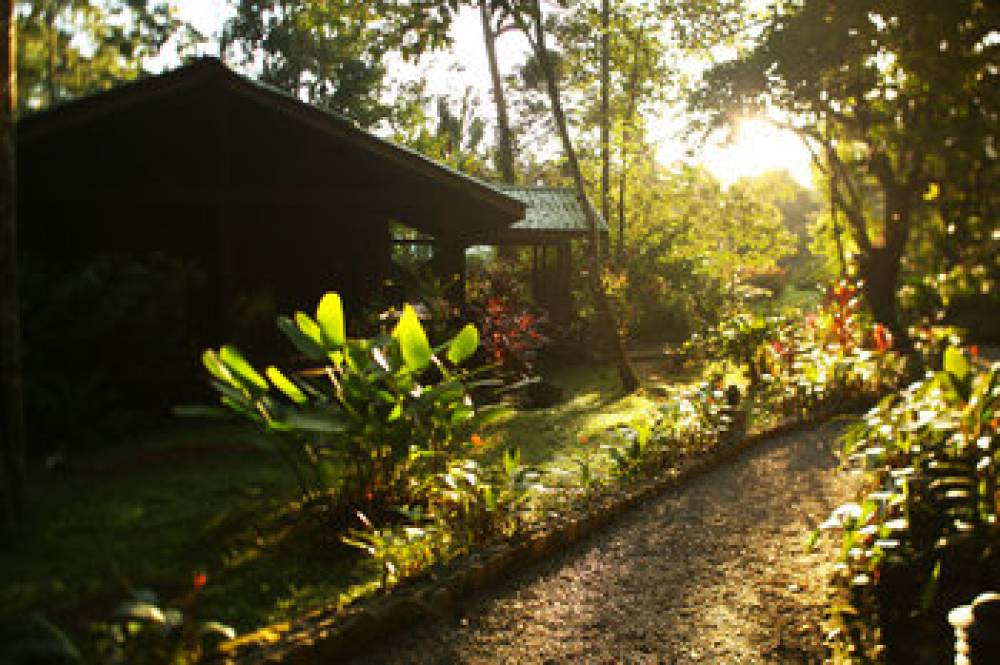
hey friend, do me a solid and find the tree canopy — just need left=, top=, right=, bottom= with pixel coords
left=691, top=0, right=999, bottom=334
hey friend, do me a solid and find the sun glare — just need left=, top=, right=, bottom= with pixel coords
left=702, top=117, right=814, bottom=188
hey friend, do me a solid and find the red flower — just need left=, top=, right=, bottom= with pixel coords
left=970, top=344, right=979, bottom=358
left=772, top=340, right=784, bottom=355
left=578, top=435, right=589, bottom=445
left=873, top=323, right=892, bottom=353
left=366, top=490, right=374, bottom=502
left=193, top=572, right=207, bottom=593
left=470, top=434, right=484, bottom=448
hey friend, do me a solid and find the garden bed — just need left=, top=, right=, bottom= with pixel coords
left=215, top=395, right=878, bottom=664
left=0, top=362, right=657, bottom=656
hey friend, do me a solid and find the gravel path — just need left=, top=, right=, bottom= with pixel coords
left=353, top=418, right=862, bottom=664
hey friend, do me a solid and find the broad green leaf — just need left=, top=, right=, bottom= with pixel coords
left=944, top=346, right=970, bottom=383
left=447, top=324, right=479, bottom=365
left=220, top=345, right=269, bottom=392
left=286, top=411, right=349, bottom=433
left=266, top=366, right=307, bottom=404
left=202, top=349, right=236, bottom=387
left=295, top=311, right=323, bottom=345
left=316, top=292, right=347, bottom=350
left=277, top=316, right=325, bottom=360
left=392, top=304, right=432, bottom=372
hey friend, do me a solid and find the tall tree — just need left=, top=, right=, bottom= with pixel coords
left=225, top=0, right=456, bottom=127
left=692, top=0, right=999, bottom=338
left=2, top=0, right=25, bottom=529
left=599, top=0, right=609, bottom=227
left=501, top=0, right=639, bottom=392
left=479, top=0, right=515, bottom=183
left=17, top=1, right=199, bottom=111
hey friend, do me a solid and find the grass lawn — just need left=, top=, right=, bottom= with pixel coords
left=1, top=359, right=682, bottom=649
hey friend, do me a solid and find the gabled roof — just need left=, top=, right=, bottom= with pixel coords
left=487, top=186, right=607, bottom=243
left=18, top=58, right=525, bottom=240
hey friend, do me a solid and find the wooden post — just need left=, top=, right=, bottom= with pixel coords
left=432, top=239, right=467, bottom=308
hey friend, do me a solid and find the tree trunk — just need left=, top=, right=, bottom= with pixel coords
left=44, top=3, right=57, bottom=106
left=617, top=25, right=644, bottom=263
left=857, top=187, right=913, bottom=349
left=523, top=0, right=639, bottom=392
left=480, top=1, right=515, bottom=185
left=599, top=0, right=610, bottom=228
left=1, top=0, right=26, bottom=529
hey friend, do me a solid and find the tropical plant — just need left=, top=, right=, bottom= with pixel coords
left=198, top=291, right=497, bottom=520
left=425, top=447, right=537, bottom=549
left=342, top=508, right=442, bottom=591
left=821, top=346, right=999, bottom=661
left=14, top=577, right=233, bottom=665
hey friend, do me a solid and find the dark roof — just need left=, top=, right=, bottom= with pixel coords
left=18, top=58, right=525, bottom=239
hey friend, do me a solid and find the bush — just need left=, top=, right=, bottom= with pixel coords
left=198, top=292, right=501, bottom=523
left=821, top=347, right=999, bottom=662
left=21, top=252, right=206, bottom=452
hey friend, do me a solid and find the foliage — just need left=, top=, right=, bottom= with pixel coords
left=363, top=258, right=461, bottom=342
left=388, top=81, right=490, bottom=177
left=612, top=164, right=797, bottom=340
left=692, top=0, right=999, bottom=334
left=16, top=0, right=200, bottom=112
left=200, top=291, right=494, bottom=521
left=467, top=258, right=550, bottom=376
left=224, top=0, right=456, bottom=127
left=424, top=447, right=538, bottom=549
left=821, top=348, right=999, bottom=662
left=15, top=580, right=233, bottom=665
left=21, top=252, right=205, bottom=451
left=342, top=509, right=443, bottom=591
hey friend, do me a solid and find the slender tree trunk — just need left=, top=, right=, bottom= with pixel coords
left=44, top=4, right=57, bottom=106
left=480, top=1, right=514, bottom=185
left=522, top=0, right=639, bottom=392
left=830, top=183, right=846, bottom=277
left=599, top=0, right=610, bottom=229
left=616, top=25, right=644, bottom=262
left=1, top=0, right=26, bottom=529
left=617, top=145, right=626, bottom=260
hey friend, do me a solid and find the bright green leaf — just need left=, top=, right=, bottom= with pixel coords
left=220, top=345, right=269, bottom=392
left=277, top=316, right=326, bottom=360
left=943, top=346, right=970, bottom=383
left=392, top=304, right=432, bottom=372
left=447, top=324, right=479, bottom=365
left=295, top=311, right=323, bottom=345
left=266, top=366, right=307, bottom=404
left=316, top=292, right=347, bottom=350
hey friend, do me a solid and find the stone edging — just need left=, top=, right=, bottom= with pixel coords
left=214, top=398, right=874, bottom=664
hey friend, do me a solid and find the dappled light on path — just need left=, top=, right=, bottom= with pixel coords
left=356, top=419, right=861, bottom=664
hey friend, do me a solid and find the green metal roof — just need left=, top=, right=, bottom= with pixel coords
left=497, top=186, right=608, bottom=235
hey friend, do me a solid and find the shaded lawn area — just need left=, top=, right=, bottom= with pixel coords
left=0, top=360, right=685, bottom=647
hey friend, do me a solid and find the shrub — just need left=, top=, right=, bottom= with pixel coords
left=198, top=292, right=500, bottom=522
left=21, top=252, right=206, bottom=451
left=821, top=347, right=999, bottom=662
